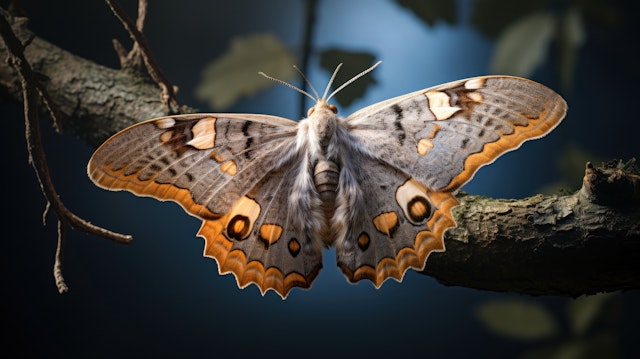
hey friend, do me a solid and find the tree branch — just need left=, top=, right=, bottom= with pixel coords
left=1, top=9, right=637, bottom=297
left=423, top=170, right=640, bottom=296
left=0, top=22, right=193, bottom=146
left=0, top=8, right=132, bottom=293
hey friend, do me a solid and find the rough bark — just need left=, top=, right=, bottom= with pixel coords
left=0, top=11, right=186, bottom=147
left=425, top=171, right=640, bottom=297
left=2, top=11, right=638, bottom=297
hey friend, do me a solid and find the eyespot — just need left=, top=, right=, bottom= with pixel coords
left=329, top=104, right=338, bottom=114
left=396, top=179, right=433, bottom=225
left=407, top=197, right=431, bottom=223
left=226, top=215, right=251, bottom=240
left=307, top=107, right=315, bottom=116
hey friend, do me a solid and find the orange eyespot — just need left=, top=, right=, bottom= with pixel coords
left=329, top=104, right=338, bottom=114
left=307, top=107, right=315, bottom=116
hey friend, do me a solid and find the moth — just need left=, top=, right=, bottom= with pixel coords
left=88, top=62, right=566, bottom=299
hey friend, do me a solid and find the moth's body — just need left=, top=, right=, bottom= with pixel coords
left=300, top=99, right=351, bottom=246
left=88, top=67, right=567, bottom=299
left=299, top=99, right=393, bottom=253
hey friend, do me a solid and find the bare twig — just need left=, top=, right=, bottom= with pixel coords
left=111, top=0, right=145, bottom=70
left=0, top=10, right=62, bottom=131
left=0, top=9, right=132, bottom=292
left=54, top=220, right=68, bottom=293
left=104, top=0, right=179, bottom=113
left=0, top=10, right=132, bottom=243
left=35, top=75, right=63, bottom=131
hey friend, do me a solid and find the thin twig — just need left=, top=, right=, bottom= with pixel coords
left=54, top=220, right=68, bottom=293
left=35, top=75, right=63, bottom=131
left=0, top=9, right=63, bottom=130
left=135, top=0, right=147, bottom=33
left=0, top=11, right=132, bottom=244
left=104, top=0, right=179, bottom=113
left=112, top=37, right=130, bottom=67
left=111, top=0, right=145, bottom=70
left=0, top=10, right=133, bottom=292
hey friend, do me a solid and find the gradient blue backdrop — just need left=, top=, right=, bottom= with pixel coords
left=3, top=0, right=638, bottom=358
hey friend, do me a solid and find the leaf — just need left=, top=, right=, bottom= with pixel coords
left=476, top=298, right=559, bottom=341
left=471, top=0, right=550, bottom=38
left=319, top=49, right=378, bottom=108
left=395, top=0, right=456, bottom=26
left=520, top=339, right=588, bottom=359
left=520, top=332, right=621, bottom=359
left=489, top=12, right=556, bottom=77
left=536, top=142, right=606, bottom=195
left=567, top=292, right=617, bottom=336
left=195, top=33, right=296, bottom=110
left=558, top=7, right=586, bottom=90
left=578, top=0, right=621, bottom=31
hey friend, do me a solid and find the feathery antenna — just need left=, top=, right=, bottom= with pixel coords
left=293, top=65, right=320, bottom=99
left=258, top=70, right=316, bottom=101
left=259, top=60, right=382, bottom=103
left=327, top=61, right=381, bottom=101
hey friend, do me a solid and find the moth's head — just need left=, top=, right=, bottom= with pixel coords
left=308, top=99, right=338, bottom=117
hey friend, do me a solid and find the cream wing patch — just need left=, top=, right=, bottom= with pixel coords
left=186, top=117, right=217, bottom=149
left=425, top=91, right=460, bottom=120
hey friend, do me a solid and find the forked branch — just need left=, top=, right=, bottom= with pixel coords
left=104, top=0, right=179, bottom=114
left=0, top=8, right=132, bottom=293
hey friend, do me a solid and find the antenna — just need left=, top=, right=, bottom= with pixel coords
left=322, top=63, right=343, bottom=100
left=259, top=60, right=382, bottom=103
left=293, top=65, right=320, bottom=99
left=258, top=71, right=316, bottom=101
left=327, top=61, right=381, bottom=101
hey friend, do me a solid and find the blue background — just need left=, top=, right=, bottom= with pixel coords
left=2, top=0, right=638, bottom=357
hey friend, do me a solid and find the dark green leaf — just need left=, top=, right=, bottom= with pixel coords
left=520, top=340, right=588, bottom=359
left=489, top=12, right=556, bottom=77
left=521, top=332, right=621, bottom=359
left=578, top=0, right=622, bottom=31
left=471, top=0, right=549, bottom=38
left=536, top=142, right=607, bottom=195
left=567, top=292, right=617, bottom=336
left=319, top=49, right=378, bottom=108
left=395, top=0, right=456, bottom=26
left=557, top=7, right=586, bottom=90
left=476, top=298, right=559, bottom=341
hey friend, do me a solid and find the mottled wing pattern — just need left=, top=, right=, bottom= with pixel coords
left=340, top=76, right=566, bottom=284
left=347, top=76, right=567, bottom=191
left=88, top=114, right=323, bottom=298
